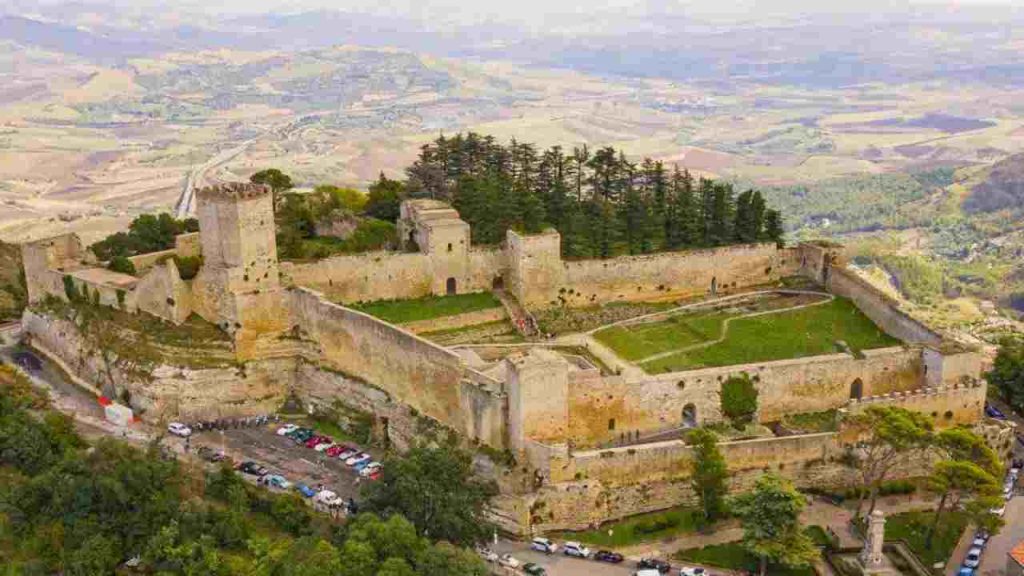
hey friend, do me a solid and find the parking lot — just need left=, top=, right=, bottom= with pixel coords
left=168, top=421, right=375, bottom=505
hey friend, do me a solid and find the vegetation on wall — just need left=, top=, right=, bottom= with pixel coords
left=91, top=213, right=199, bottom=260
left=404, top=132, right=784, bottom=256
left=107, top=255, right=137, bottom=275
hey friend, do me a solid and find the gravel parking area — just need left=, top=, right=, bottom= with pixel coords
left=177, top=423, right=378, bottom=502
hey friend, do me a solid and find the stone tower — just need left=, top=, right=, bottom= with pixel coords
left=191, top=182, right=288, bottom=356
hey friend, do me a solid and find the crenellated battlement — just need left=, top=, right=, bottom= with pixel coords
left=197, top=182, right=271, bottom=201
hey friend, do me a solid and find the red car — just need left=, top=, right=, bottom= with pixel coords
left=326, top=444, right=350, bottom=457
left=368, top=469, right=381, bottom=480
left=305, top=435, right=331, bottom=449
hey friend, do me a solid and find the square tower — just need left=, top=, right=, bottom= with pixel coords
left=191, top=183, right=287, bottom=347
left=196, top=182, right=279, bottom=294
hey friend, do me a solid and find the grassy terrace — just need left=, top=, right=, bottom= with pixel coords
left=349, top=292, right=502, bottom=324
left=596, top=297, right=899, bottom=372
left=675, top=540, right=817, bottom=576
left=551, top=506, right=702, bottom=547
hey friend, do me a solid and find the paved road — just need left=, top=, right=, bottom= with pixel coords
left=976, top=496, right=1024, bottom=575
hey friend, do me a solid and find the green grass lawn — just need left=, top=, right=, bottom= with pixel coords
left=635, top=298, right=899, bottom=372
left=349, top=292, right=502, bottom=324
left=874, top=509, right=968, bottom=569
left=594, top=313, right=726, bottom=361
left=551, top=507, right=702, bottom=548
left=674, top=541, right=817, bottom=576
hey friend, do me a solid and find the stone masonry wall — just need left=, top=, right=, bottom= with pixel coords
left=558, top=243, right=796, bottom=308
left=827, top=267, right=942, bottom=345
left=287, top=288, right=506, bottom=447
left=565, top=346, right=923, bottom=446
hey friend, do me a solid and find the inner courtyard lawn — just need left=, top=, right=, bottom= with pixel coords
left=597, top=297, right=899, bottom=372
left=348, top=292, right=502, bottom=324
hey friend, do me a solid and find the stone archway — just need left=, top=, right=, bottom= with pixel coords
left=682, top=403, right=698, bottom=428
left=446, top=277, right=457, bottom=295
left=850, top=378, right=864, bottom=400
left=492, top=276, right=504, bottom=291
left=710, top=277, right=718, bottom=295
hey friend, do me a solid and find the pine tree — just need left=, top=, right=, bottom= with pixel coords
left=763, top=209, right=785, bottom=248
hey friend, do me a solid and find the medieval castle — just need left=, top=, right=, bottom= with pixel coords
left=19, top=182, right=1004, bottom=534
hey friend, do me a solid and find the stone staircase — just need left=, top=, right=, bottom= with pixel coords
left=494, top=290, right=539, bottom=339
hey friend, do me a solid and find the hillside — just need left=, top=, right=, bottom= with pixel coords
left=964, top=152, right=1024, bottom=214
left=0, top=240, right=24, bottom=322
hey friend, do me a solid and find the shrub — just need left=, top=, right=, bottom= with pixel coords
left=172, top=255, right=203, bottom=280
left=107, top=255, right=137, bottom=275
left=721, top=373, right=759, bottom=427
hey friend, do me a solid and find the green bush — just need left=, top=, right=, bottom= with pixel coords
left=721, top=373, right=759, bottom=427
left=107, top=255, right=137, bottom=275
left=172, top=255, right=203, bottom=280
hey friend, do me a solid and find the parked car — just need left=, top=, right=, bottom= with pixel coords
left=563, top=541, right=590, bottom=558
left=635, top=571, right=662, bottom=576
left=974, top=529, right=989, bottom=543
left=359, top=463, right=382, bottom=477
left=530, top=537, right=557, bottom=554
left=314, top=490, right=343, bottom=506
left=475, top=547, right=498, bottom=563
left=984, top=403, right=1006, bottom=420
left=264, top=474, right=292, bottom=489
left=367, top=469, right=382, bottom=481
left=326, top=444, right=349, bottom=457
left=594, top=550, right=624, bottom=563
left=346, top=453, right=372, bottom=467
left=238, top=461, right=268, bottom=476
left=337, top=447, right=360, bottom=460
left=289, top=428, right=315, bottom=443
left=971, top=535, right=987, bottom=548
left=638, top=558, right=672, bottom=573
left=964, top=547, right=983, bottom=569
left=497, top=554, right=520, bottom=568
left=305, top=435, right=331, bottom=449
left=957, top=568, right=974, bottom=576
left=990, top=504, right=1006, bottom=516
left=294, top=483, right=316, bottom=498
left=276, top=424, right=299, bottom=436
left=522, top=563, right=547, bottom=576
left=167, top=422, right=192, bottom=437
left=680, top=568, right=707, bottom=576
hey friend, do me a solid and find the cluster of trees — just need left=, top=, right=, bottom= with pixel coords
left=250, top=169, right=398, bottom=261
left=91, top=213, right=199, bottom=264
left=401, top=133, right=784, bottom=257
left=988, top=338, right=1024, bottom=413
left=686, top=405, right=1005, bottom=576
left=0, top=365, right=492, bottom=575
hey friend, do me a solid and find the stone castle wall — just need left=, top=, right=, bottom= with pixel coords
left=520, top=432, right=848, bottom=531
left=827, top=267, right=941, bottom=345
left=279, top=246, right=504, bottom=304
left=287, top=288, right=506, bottom=447
left=559, top=243, right=797, bottom=307
left=559, top=345, right=922, bottom=446
left=847, top=380, right=986, bottom=427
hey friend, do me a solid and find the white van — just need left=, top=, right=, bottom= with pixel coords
left=530, top=537, right=557, bottom=554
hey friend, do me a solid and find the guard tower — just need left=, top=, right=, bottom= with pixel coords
left=191, top=182, right=287, bottom=353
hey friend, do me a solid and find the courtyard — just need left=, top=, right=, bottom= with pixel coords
left=593, top=292, right=900, bottom=373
